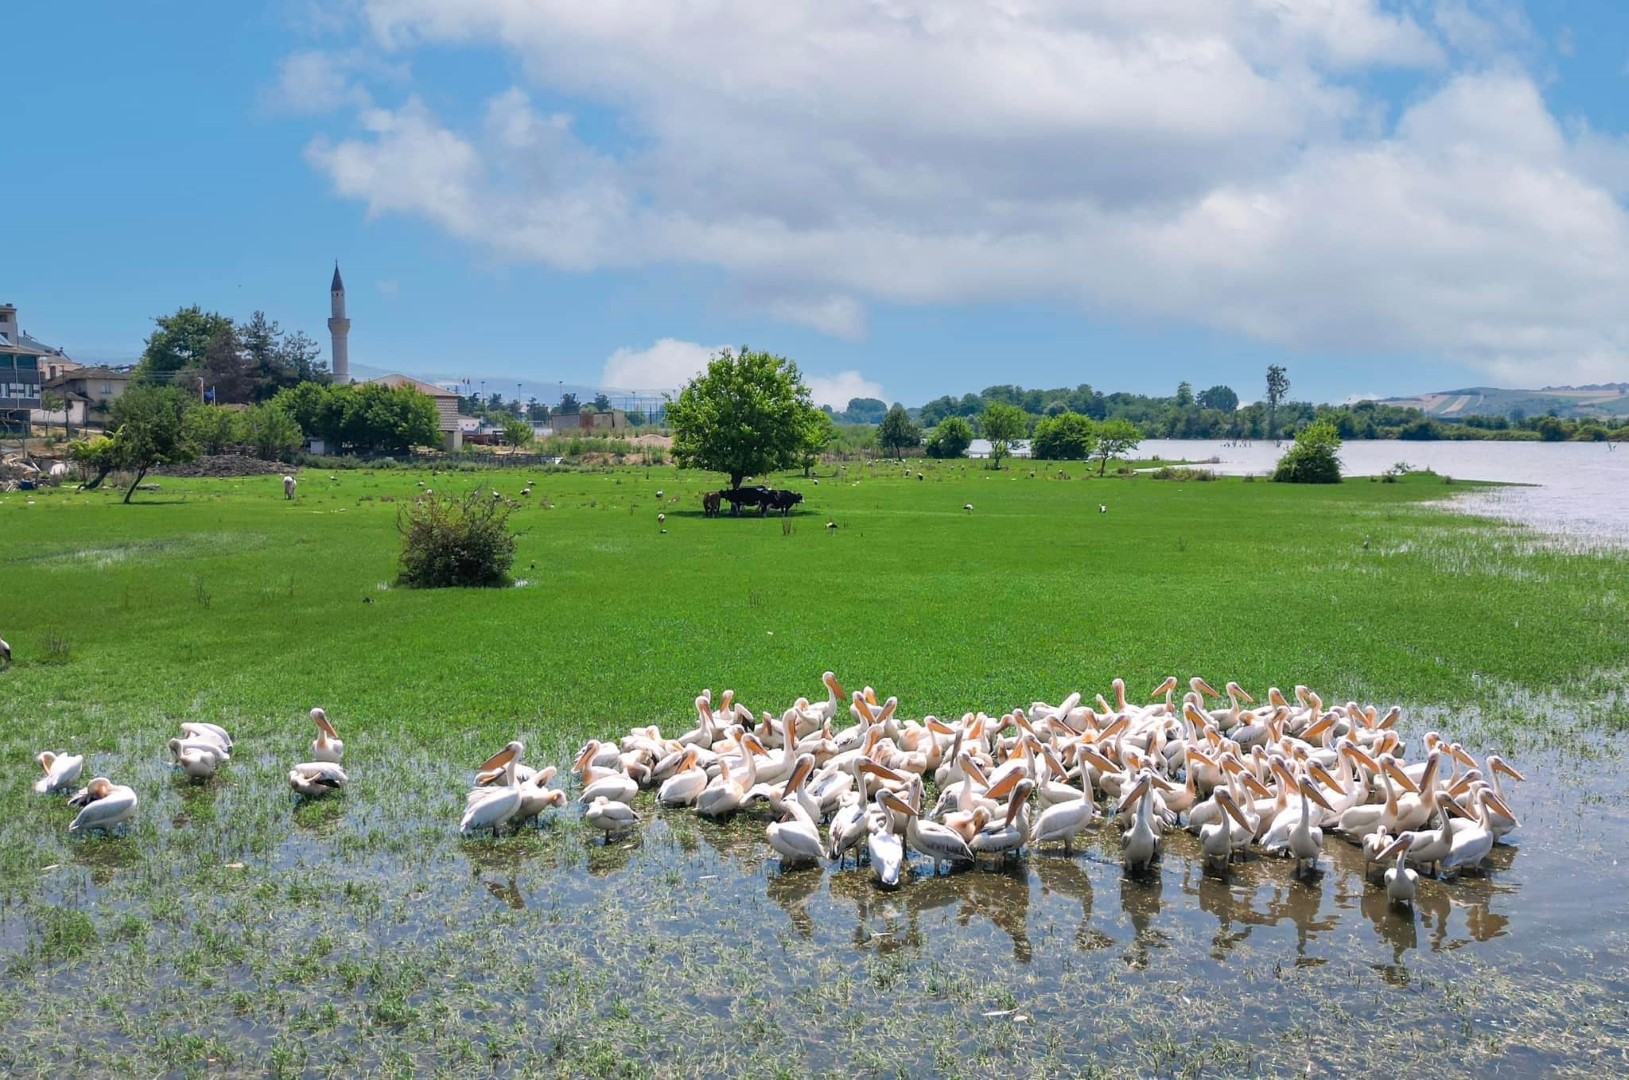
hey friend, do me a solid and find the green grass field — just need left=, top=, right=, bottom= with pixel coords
left=1, top=462, right=1625, bottom=1076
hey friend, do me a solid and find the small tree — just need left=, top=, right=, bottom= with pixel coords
left=1030, top=412, right=1097, bottom=461
left=979, top=403, right=1027, bottom=470
left=1091, top=419, right=1143, bottom=476
left=1272, top=420, right=1342, bottom=483
left=1265, top=365, right=1291, bottom=441
left=876, top=403, right=921, bottom=460
left=397, top=489, right=517, bottom=588
left=925, top=416, right=973, bottom=459
left=102, top=386, right=199, bottom=502
left=241, top=403, right=303, bottom=461
left=69, top=435, right=119, bottom=490
left=502, top=417, right=533, bottom=449
left=799, top=409, right=835, bottom=477
left=667, top=347, right=817, bottom=490
left=41, top=390, right=70, bottom=440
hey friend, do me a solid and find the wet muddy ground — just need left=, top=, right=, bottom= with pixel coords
left=2, top=706, right=1626, bottom=1077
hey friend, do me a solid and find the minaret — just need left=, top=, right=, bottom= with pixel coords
left=327, top=261, right=351, bottom=384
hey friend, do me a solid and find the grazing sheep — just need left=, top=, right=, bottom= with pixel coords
left=283, top=475, right=297, bottom=500
left=964, top=504, right=974, bottom=513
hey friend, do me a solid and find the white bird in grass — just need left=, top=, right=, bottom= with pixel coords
left=169, top=738, right=226, bottom=779
left=461, top=743, right=524, bottom=835
left=584, top=795, right=640, bottom=840
left=180, top=722, right=233, bottom=752
left=963, top=504, right=974, bottom=513
left=310, top=708, right=344, bottom=763
left=34, top=751, right=84, bottom=795
left=289, top=761, right=348, bottom=798
left=68, top=778, right=138, bottom=835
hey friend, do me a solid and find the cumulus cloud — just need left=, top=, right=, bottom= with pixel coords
left=291, top=0, right=1629, bottom=384
left=806, top=371, right=886, bottom=410
left=601, top=339, right=719, bottom=390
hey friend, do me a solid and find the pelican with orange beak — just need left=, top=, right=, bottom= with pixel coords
left=310, top=707, right=344, bottom=763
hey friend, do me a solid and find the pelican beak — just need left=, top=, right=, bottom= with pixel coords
left=1268, top=687, right=1288, bottom=708
left=1301, top=714, right=1336, bottom=741
left=1013, top=709, right=1034, bottom=734
left=1149, top=676, right=1178, bottom=699
left=1080, top=747, right=1119, bottom=773
left=1115, top=776, right=1151, bottom=816
left=984, top=770, right=1023, bottom=800
left=1241, top=774, right=1273, bottom=799
left=859, top=759, right=907, bottom=785
left=1345, top=746, right=1381, bottom=774
left=486, top=743, right=522, bottom=773
left=782, top=756, right=814, bottom=798
left=1492, top=758, right=1526, bottom=782
left=1307, top=762, right=1342, bottom=792
left=926, top=717, right=955, bottom=735
left=823, top=672, right=846, bottom=698
left=1484, top=792, right=1518, bottom=822
left=38, top=752, right=54, bottom=772
left=1378, top=836, right=1412, bottom=861
left=1219, top=791, right=1252, bottom=830
left=1384, top=759, right=1419, bottom=793
left=865, top=688, right=878, bottom=707
left=1451, top=745, right=1480, bottom=770
left=1183, top=703, right=1208, bottom=726
left=1193, top=678, right=1220, bottom=699
left=314, top=711, right=338, bottom=739
left=880, top=790, right=917, bottom=818
left=1233, top=684, right=1256, bottom=704
left=876, top=697, right=898, bottom=724
left=1444, top=797, right=1474, bottom=820
left=1301, top=780, right=1337, bottom=813
left=1099, top=716, right=1130, bottom=741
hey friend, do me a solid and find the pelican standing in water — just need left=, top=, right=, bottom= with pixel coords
left=68, top=778, right=139, bottom=835
left=766, top=756, right=826, bottom=869
left=1118, top=772, right=1161, bottom=871
left=461, top=743, right=523, bottom=835
left=888, top=787, right=974, bottom=875
left=867, top=790, right=906, bottom=888
left=584, top=795, right=640, bottom=840
left=1379, top=835, right=1418, bottom=904
left=169, top=738, right=226, bottom=780
left=310, top=708, right=344, bottom=763
left=34, top=751, right=84, bottom=795
left=1201, top=788, right=1252, bottom=868
left=1286, top=778, right=1338, bottom=876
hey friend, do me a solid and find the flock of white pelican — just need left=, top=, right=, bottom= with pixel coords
left=32, top=672, right=1523, bottom=907
left=32, top=710, right=352, bottom=832
left=466, top=673, right=1525, bottom=901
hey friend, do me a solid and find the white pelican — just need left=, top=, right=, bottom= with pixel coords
left=888, top=788, right=974, bottom=874
left=807, top=672, right=849, bottom=725
left=658, top=749, right=708, bottom=807
left=1335, top=754, right=1412, bottom=842
left=461, top=743, right=523, bottom=835
left=696, top=752, right=754, bottom=819
left=766, top=757, right=826, bottom=868
left=1284, top=778, right=1337, bottom=875
left=575, top=739, right=638, bottom=805
left=34, top=751, right=84, bottom=795
left=1118, top=772, right=1161, bottom=871
left=584, top=796, right=640, bottom=839
left=68, top=778, right=138, bottom=834
left=310, top=708, right=344, bottom=763
left=1030, top=779, right=1099, bottom=855
left=1482, top=755, right=1525, bottom=841
left=971, top=778, right=1034, bottom=860
left=1379, top=835, right=1418, bottom=904
left=513, top=766, right=567, bottom=826
left=289, top=761, right=348, bottom=798
left=1440, top=789, right=1514, bottom=878
left=1201, top=789, right=1252, bottom=868
left=169, top=738, right=225, bottom=780
left=867, top=792, right=905, bottom=888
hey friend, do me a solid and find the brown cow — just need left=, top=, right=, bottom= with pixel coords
left=702, top=490, right=722, bottom=517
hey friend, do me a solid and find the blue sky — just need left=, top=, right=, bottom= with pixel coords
left=10, top=2, right=1629, bottom=409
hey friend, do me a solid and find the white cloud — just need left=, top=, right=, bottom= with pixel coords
left=266, top=50, right=370, bottom=115
left=292, top=1, right=1629, bottom=384
left=601, top=339, right=719, bottom=390
left=806, top=371, right=885, bottom=410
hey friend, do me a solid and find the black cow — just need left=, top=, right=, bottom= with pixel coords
left=763, top=489, right=804, bottom=516
left=719, top=486, right=772, bottom=515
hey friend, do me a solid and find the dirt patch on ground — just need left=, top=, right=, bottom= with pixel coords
left=156, top=455, right=293, bottom=478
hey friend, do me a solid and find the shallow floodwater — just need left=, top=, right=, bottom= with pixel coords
left=1138, top=438, right=1629, bottom=544
left=4, top=713, right=1626, bottom=1076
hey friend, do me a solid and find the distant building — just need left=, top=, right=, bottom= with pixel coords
left=550, top=409, right=630, bottom=434
left=1, top=304, right=47, bottom=435
left=365, top=373, right=463, bottom=451
left=328, top=263, right=351, bottom=384
left=43, top=366, right=132, bottom=430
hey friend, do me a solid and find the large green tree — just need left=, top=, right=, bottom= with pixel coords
left=107, top=385, right=199, bottom=502
left=979, top=402, right=1027, bottom=470
left=667, top=347, right=817, bottom=490
left=877, top=403, right=921, bottom=460
left=1197, top=384, right=1239, bottom=412
left=1030, top=412, right=1097, bottom=460
left=1090, top=418, right=1143, bottom=476
left=135, top=307, right=235, bottom=384
left=270, top=383, right=441, bottom=455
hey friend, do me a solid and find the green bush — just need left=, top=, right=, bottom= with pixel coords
left=1272, top=421, right=1342, bottom=484
left=397, top=490, right=517, bottom=588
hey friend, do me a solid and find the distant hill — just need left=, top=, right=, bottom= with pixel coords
left=1379, top=384, right=1629, bottom=420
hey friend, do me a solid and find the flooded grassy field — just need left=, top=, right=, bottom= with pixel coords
left=3, top=466, right=1628, bottom=1076
left=2, top=703, right=1624, bottom=1078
